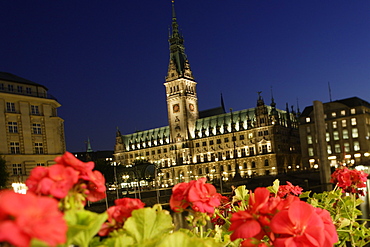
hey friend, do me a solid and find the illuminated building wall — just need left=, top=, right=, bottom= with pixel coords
left=0, top=72, right=65, bottom=188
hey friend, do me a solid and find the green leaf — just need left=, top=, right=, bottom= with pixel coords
left=64, top=209, right=107, bottom=247
left=123, top=206, right=173, bottom=244
left=152, top=231, right=224, bottom=247
left=267, top=179, right=280, bottom=195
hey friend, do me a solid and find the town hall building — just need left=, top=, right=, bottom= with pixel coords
left=114, top=3, right=301, bottom=188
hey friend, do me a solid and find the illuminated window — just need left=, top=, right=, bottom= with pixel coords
left=32, top=123, right=42, bottom=134
left=307, top=135, right=313, bottom=144
left=8, top=122, right=18, bottom=133
left=12, top=164, right=22, bottom=175
left=332, top=112, right=336, bottom=117
left=335, top=144, right=341, bottom=153
left=332, top=121, right=337, bottom=129
left=351, top=118, right=357, bottom=125
left=341, top=110, right=346, bottom=116
left=308, top=148, right=314, bottom=156
left=344, top=143, right=350, bottom=153
left=326, top=132, right=330, bottom=142
left=10, top=142, right=20, bottom=154
left=31, top=105, right=39, bottom=115
left=352, top=128, right=358, bottom=138
left=34, top=142, right=44, bottom=154
left=306, top=117, right=310, bottom=123
left=6, top=102, right=15, bottom=112
left=342, top=119, right=347, bottom=127
left=333, top=131, right=339, bottom=141
left=351, top=108, right=356, bottom=114
left=343, top=129, right=349, bottom=139
left=354, top=141, right=360, bottom=151
left=327, top=145, right=332, bottom=154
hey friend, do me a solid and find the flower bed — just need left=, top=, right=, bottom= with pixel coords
left=0, top=152, right=369, bottom=247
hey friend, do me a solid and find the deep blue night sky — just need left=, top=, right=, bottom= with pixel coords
left=1, top=1, right=369, bottom=152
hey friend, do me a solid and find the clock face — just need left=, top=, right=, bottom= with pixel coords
left=173, top=104, right=180, bottom=113
left=189, top=103, right=194, bottom=112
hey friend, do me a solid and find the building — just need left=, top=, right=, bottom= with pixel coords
left=114, top=3, right=301, bottom=189
left=299, top=97, right=370, bottom=170
left=0, top=72, right=65, bottom=190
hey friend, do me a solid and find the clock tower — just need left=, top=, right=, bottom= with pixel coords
left=164, top=2, right=198, bottom=149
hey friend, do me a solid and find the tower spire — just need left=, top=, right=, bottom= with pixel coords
left=166, top=0, right=194, bottom=81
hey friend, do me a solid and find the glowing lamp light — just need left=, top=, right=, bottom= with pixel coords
left=354, top=153, right=361, bottom=158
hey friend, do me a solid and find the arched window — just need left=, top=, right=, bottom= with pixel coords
left=264, top=159, right=269, bottom=166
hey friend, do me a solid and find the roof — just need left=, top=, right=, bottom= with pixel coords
left=300, top=97, right=370, bottom=117
left=0, top=72, right=47, bottom=90
left=199, top=106, right=226, bottom=118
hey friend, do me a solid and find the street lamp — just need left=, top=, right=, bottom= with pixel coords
left=112, top=162, right=120, bottom=199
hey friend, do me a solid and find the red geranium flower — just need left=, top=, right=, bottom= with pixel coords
left=270, top=200, right=337, bottom=247
left=0, top=190, right=67, bottom=247
left=169, top=177, right=221, bottom=214
left=26, top=164, right=79, bottom=199
left=99, top=198, right=145, bottom=236
left=277, top=181, right=303, bottom=198
left=187, top=177, right=221, bottom=214
left=331, top=167, right=368, bottom=196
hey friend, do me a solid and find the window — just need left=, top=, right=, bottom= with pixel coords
left=10, top=142, right=20, bottom=154
left=239, top=135, right=244, bottom=140
left=343, top=129, right=349, bottom=139
left=354, top=141, right=360, bottom=151
left=8, top=122, right=18, bottom=133
left=8, top=84, right=14, bottom=92
left=251, top=161, right=256, bottom=168
left=36, top=163, right=45, bottom=166
left=333, top=131, right=339, bottom=141
left=17, top=85, right=23, bottom=93
left=264, top=130, right=269, bottom=135
left=34, top=143, right=44, bottom=154
left=262, top=145, right=268, bottom=154
left=351, top=118, right=357, bottom=125
left=248, top=133, right=253, bottom=139
left=306, top=117, right=310, bottom=123
left=344, top=143, right=350, bottom=153
left=0, top=83, right=3, bottom=90
left=307, top=135, right=313, bottom=144
left=326, top=132, right=330, bottom=142
left=31, top=105, right=39, bottom=115
left=308, top=148, right=314, bottom=156
left=342, top=119, right=347, bottom=127
left=26, top=87, right=32, bottom=94
left=224, top=137, right=229, bottom=143
left=209, top=140, right=214, bottom=145
left=351, top=108, right=356, bottom=114
left=264, top=159, right=269, bottom=166
left=332, top=121, right=337, bottom=129
left=352, top=128, right=358, bottom=138
left=12, top=164, right=22, bottom=175
left=249, top=147, right=255, bottom=156
left=151, top=150, right=155, bottom=155
left=202, top=141, right=206, bottom=146
left=32, top=123, right=42, bottom=134
left=6, top=102, right=15, bottom=112
left=327, top=145, right=332, bottom=154
left=163, top=148, right=167, bottom=153
left=157, top=149, right=161, bottom=154
left=226, top=151, right=230, bottom=159
left=216, top=139, right=221, bottom=144
left=341, top=110, right=346, bottom=116
left=306, top=126, right=311, bottom=133
left=331, top=112, right=336, bottom=117
left=335, top=144, right=341, bottom=153
left=241, top=148, right=246, bottom=157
